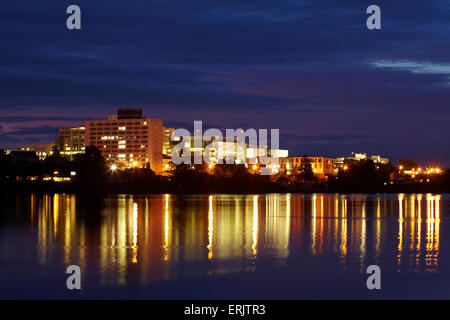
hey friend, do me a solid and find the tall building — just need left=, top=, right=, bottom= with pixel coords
left=163, top=127, right=175, bottom=156
left=84, top=108, right=163, bottom=173
left=58, top=126, right=85, bottom=160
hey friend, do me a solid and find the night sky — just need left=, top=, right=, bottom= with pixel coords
left=1, top=0, right=449, bottom=165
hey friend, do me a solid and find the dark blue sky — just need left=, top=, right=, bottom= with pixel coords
left=1, top=0, right=449, bottom=165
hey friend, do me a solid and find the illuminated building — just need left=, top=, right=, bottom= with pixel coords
left=170, top=135, right=287, bottom=171
left=84, top=108, right=163, bottom=173
left=335, top=152, right=389, bottom=170
left=58, top=126, right=85, bottom=160
left=264, top=149, right=289, bottom=174
left=279, top=156, right=335, bottom=177
left=162, top=127, right=175, bottom=171
left=370, top=154, right=389, bottom=164
left=163, top=127, right=175, bottom=156
left=172, top=135, right=245, bottom=164
left=19, top=144, right=55, bottom=160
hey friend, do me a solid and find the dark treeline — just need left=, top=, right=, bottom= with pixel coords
left=1, top=148, right=450, bottom=194
left=329, top=160, right=450, bottom=193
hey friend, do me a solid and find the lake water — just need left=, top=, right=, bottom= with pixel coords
left=1, top=193, right=449, bottom=299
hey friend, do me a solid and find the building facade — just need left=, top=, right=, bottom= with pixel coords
left=58, top=126, right=85, bottom=160
left=84, top=109, right=163, bottom=173
left=167, top=134, right=288, bottom=174
left=163, top=127, right=175, bottom=156
left=280, top=156, right=335, bottom=177
left=335, top=152, right=389, bottom=170
left=19, top=143, right=55, bottom=160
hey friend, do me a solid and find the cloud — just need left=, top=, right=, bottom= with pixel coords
left=372, top=60, right=450, bottom=75
left=1, top=0, right=450, bottom=164
left=284, top=133, right=379, bottom=145
left=1, top=0, right=449, bottom=112
left=5, top=125, right=60, bottom=136
left=0, top=116, right=90, bottom=123
left=162, top=120, right=227, bottom=130
left=0, top=125, right=59, bottom=148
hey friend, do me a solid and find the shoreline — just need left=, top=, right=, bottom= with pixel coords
left=2, top=181, right=448, bottom=195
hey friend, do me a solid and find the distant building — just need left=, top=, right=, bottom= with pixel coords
left=171, top=135, right=246, bottom=165
left=167, top=134, right=287, bottom=174
left=335, top=152, right=389, bottom=170
left=172, top=135, right=287, bottom=163
left=280, top=156, right=335, bottom=177
left=19, top=144, right=55, bottom=160
left=58, top=126, right=85, bottom=160
left=84, top=108, right=163, bottom=173
left=370, top=154, right=389, bottom=164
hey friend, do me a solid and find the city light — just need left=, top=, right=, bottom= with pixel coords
left=402, top=167, right=442, bottom=177
left=110, top=164, right=117, bottom=172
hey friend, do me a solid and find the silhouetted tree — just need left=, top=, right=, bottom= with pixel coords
left=73, top=146, right=107, bottom=187
left=332, top=159, right=392, bottom=192
left=0, top=150, right=14, bottom=181
left=398, top=159, right=419, bottom=170
left=296, top=155, right=316, bottom=183
left=43, top=150, right=71, bottom=176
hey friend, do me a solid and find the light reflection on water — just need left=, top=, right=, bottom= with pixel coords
left=1, top=193, right=445, bottom=289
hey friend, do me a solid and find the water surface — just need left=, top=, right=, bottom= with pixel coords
left=0, top=193, right=449, bottom=299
